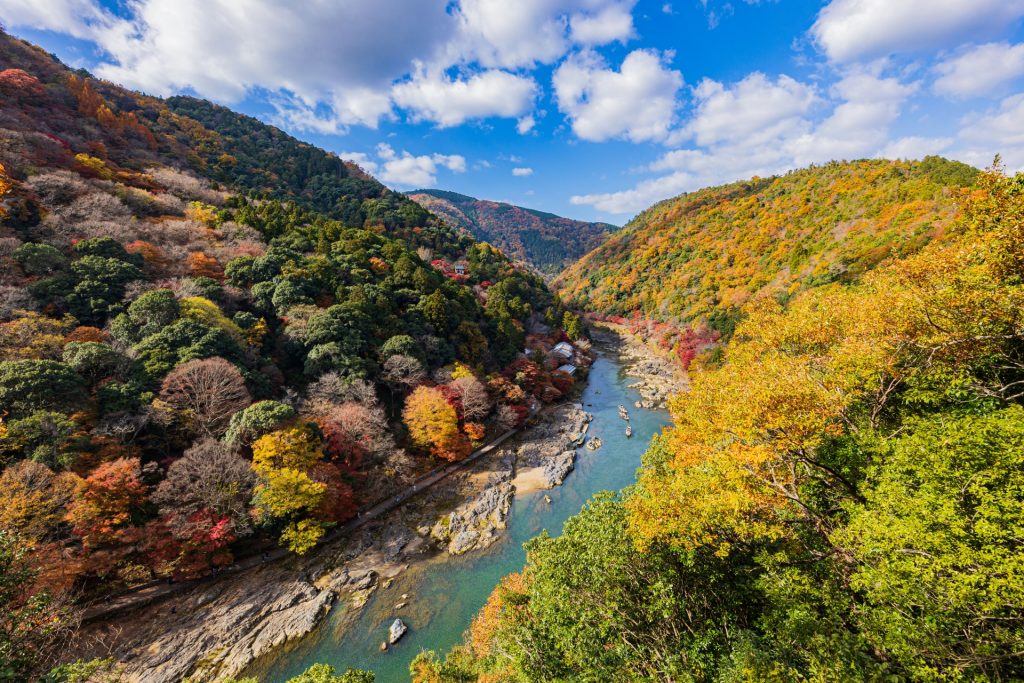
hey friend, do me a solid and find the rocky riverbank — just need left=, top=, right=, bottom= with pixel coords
left=592, top=323, right=688, bottom=408
left=428, top=402, right=589, bottom=555
left=69, top=404, right=592, bottom=682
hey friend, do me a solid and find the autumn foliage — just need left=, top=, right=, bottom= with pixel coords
left=403, top=385, right=471, bottom=461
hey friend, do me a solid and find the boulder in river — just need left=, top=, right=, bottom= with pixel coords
left=389, top=618, right=408, bottom=644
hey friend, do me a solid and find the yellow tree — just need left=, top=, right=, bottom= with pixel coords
left=403, top=386, right=470, bottom=461
left=251, top=426, right=329, bottom=554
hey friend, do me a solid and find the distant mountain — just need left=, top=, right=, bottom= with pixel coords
left=408, top=189, right=617, bottom=274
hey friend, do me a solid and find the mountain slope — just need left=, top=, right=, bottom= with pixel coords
left=555, top=157, right=978, bottom=332
left=408, top=188, right=616, bottom=274
left=0, top=28, right=583, bottom=679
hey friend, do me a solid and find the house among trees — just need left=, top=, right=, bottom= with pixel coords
left=551, top=341, right=574, bottom=359
left=453, top=260, right=467, bottom=276
left=556, top=363, right=577, bottom=376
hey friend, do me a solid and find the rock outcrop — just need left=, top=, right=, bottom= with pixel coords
left=70, top=402, right=593, bottom=680
left=388, top=618, right=408, bottom=644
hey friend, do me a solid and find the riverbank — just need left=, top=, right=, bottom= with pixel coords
left=256, top=343, right=675, bottom=682
left=70, top=330, right=676, bottom=682
left=591, top=323, right=689, bottom=409
left=69, top=401, right=592, bottom=682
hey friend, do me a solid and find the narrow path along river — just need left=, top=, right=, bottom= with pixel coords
left=254, top=348, right=671, bottom=682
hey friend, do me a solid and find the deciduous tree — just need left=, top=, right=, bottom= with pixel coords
left=159, top=357, right=251, bottom=436
left=403, top=386, right=470, bottom=461
left=152, top=439, right=256, bottom=536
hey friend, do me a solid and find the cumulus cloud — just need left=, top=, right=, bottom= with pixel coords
left=0, top=0, right=639, bottom=133
left=553, top=49, right=683, bottom=143
left=789, top=71, right=918, bottom=165
left=512, top=167, right=534, bottom=176
left=392, top=69, right=537, bottom=127
left=673, top=72, right=818, bottom=147
left=341, top=144, right=466, bottom=189
left=573, top=69, right=920, bottom=214
left=811, top=0, right=1024, bottom=63
left=516, top=116, right=536, bottom=134
left=934, top=42, right=1024, bottom=99
left=0, top=0, right=112, bottom=39
left=570, top=3, right=636, bottom=45
left=452, top=0, right=637, bottom=69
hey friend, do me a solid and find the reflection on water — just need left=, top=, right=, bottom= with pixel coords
left=255, top=351, right=671, bottom=682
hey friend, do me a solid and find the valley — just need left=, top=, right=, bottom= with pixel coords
left=1, top=6, right=1023, bottom=682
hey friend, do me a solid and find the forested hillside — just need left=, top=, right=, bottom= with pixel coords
left=415, top=164, right=1024, bottom=682
left=0, top=29, right=582, bottom=680
left=408, top=189, right=615, bottom=275
left=556, top=157, right=978, bottom=334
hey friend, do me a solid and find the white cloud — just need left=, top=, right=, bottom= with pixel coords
left=573, top=69, right=919, bottom=214
left=674, top=72, right=818, bottom=147
left=103, top=1, right=450, bottom=102
left=0, top=0, right=112, bottom=39
left=341, top=144, right=466, bottom=189
left=0, top=0, right=639, bottom=134
left=934, top=42, right=1024, bottom=99
left=553, top=49, right=683, bottom=142
left=571, top=171, right=695, bottom=214
left=880, top=136, right=954, bottom=160
left=570, top=3, right=635, bottom=45
left=958, top=93, right=1024, bottom=148
left=516, top=116, right=536, bottom=134
left=789, top=71, right=918, bottom=165
left=392, top=69, right=537, bottom=127
left=452, top=0, right=637, bottom=69
left=512, top=167, right=534, bottom=176
left=811, top=0, right=1024, bottom=63
left=951, top=93, right=1024, bottom=172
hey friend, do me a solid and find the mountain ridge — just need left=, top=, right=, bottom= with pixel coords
left=555, top=155, right=979, bottom=333
left=408, top=188, right=617, bottom=274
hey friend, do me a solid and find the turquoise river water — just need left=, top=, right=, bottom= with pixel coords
left=254, top=350, right=671, bottom=682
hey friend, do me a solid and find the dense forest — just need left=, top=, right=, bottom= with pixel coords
left=417, top=164, right=1024, bottom=681
left=407, top=189, right=616, bottom=275
left=0, top=29, right=583, bottom=680
left=556, top=157, right=978, bottom=335
left=3, top=20, right=1022, bottom=683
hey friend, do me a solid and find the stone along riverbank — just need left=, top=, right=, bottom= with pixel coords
left=252, top=340, right=680, bottom=683
left=71, top=333, right=682, bottom=682
left=71, top=404, right=592, bottom=681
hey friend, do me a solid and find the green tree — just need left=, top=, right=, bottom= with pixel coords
left=62, top=341, right=125, bottom=386
left=0, top=360, right=86, bottom=419
left=285, top=663, right=374, bottom=683
left=110, top=288, right=180, bottom=345
left=561, top=311, right=583, bottom=340
left=13, top=243, right=66, bottom=276
left=224, top=400, right=296, bottom=447
left=836, top=409, right=1024, bottom=680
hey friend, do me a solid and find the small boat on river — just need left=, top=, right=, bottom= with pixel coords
left=625, top=425, right=632, bottom=438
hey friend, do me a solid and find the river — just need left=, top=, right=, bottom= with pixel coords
left=254, top=348, right=671, bottom=682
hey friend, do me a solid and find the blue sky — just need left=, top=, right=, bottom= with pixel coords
left=3, top=1, right=1024, bottom=224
